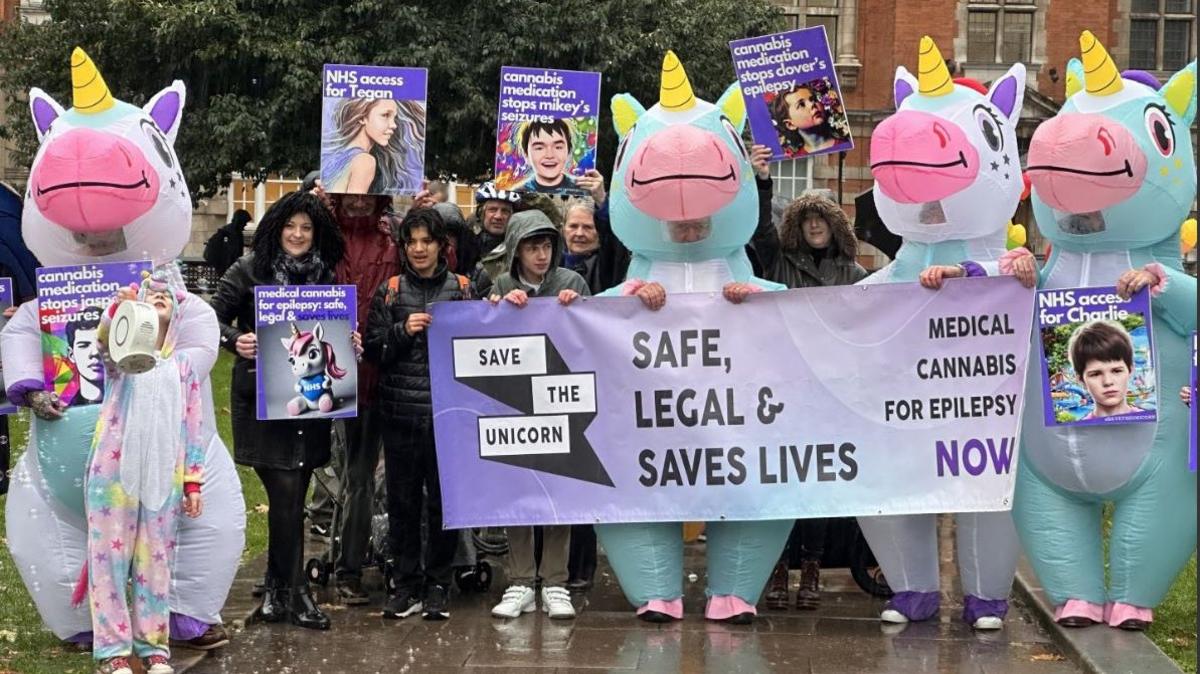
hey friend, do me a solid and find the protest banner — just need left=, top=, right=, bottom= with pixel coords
left=36, top=261, right=151, bottom=407
left=429, top=276, right=1035, bottom=527
left=0, top=277, right=13, bottom=415
left=1035, top=286, right=1156, bottom=427
left=321, top=64, right=428, bottom=196
left=494, top=66, right=601, bottom=194
left=729, top=27, right=853, bottom=162
left=254, top=284, right=358, bottom=421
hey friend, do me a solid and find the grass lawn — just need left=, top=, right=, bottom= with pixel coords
left=0, top=351, right=269, bottom=674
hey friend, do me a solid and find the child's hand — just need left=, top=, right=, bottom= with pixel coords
left=183, top=492, right=203, bottom=518
left=635, top=282, right=666, bottom=311
left=404, top=313, right=432, bottom=335
left=919, top=265, right=964, bottom=289
left=116, top=286, right=137, bottom=303
left=558, top=289, right=580, bottom=306
left=351, top=331, right=363, bottom=359
left=2, top=305, right=14, bottom=319
left=503, top=289, right=529, bottom=308
left=1181, top=385, right=1192, bottom=407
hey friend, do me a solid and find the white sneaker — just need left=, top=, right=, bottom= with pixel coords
left=972, top=616, right=1004, bottom=630
left=491, top=585, right=536, bottom=618
left=542, top=586, right=576, bottom=620
left=880, top=608, right=909, bottom=624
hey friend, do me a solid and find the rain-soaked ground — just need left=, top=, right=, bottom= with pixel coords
left=185, top=522, right=1081, bottom=674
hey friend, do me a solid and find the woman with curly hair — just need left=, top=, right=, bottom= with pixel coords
left=322, top=98, right=426, bottom=195
left=210, top=191, right=357, bottom=630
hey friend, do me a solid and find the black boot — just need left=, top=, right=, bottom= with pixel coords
left=291, top=584, right=331, bottom=630
left=255, top=579, right=289, bottom=623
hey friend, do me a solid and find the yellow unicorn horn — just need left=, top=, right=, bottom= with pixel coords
left=71, top=47, right=115, bottom=114
left=918, top=36, right=954, bottom=97
left=1080, top=31, right=1123, bottom=96
left=660, top=51, right=696, bottom=111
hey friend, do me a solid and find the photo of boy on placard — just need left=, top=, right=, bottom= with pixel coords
left=1042, top=316, right=1157, bottom=425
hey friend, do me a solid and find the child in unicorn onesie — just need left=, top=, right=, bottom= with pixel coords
left=595, top=51, right=790, bottom=625
left=1, top=49, right=245, bottom=649
left=854, top=38, right=1031, bottom=630
left=83, top=270, right=205, bottom=674
left=1012, top=33, right=1197, bottom=631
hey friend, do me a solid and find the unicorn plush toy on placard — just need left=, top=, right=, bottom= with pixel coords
left=1015, top=32, right=1196, bottom=631
left=1, top=48, right=245, bottom=646
left=281, top=321, right=346, bottom=416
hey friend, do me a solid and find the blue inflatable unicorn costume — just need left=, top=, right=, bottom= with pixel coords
left=1015, top=31, right=1196, bottom=631
left=595, top=52, right=787, bottom=624
left=855, top=37, right=1028, bottom=629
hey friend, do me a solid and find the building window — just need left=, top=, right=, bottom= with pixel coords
left=769, top=159, right=814, bottom=202
left=1130, top=0, right=1195, bottom=71
left=967, top=1, right=1036, bottom=64
left=774, top=1, right=838, bottom=53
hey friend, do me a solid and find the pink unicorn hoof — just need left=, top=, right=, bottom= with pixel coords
left=318, top=395, right=334, bottom=413
left=287, top=400, right=302, bottom=416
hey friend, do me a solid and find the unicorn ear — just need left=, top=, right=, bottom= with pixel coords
left=280, top=337, right=292, bottom=350
left=611, top=93, right=646, bottom=138
left=716, top=83, right=747, bottom=131
left=893, top=66, right=918, bottom=108
left=312, top=322, right=324, bottom=341
left=1065, top=58, right=1085, bottom=99
left=987, top=62, right=1026, bottom=122
left=28, top=87, right=64, bottom=142
left=143, top=80, right=186, bottom=144
left=1162, top=60, right=1197, bottom=125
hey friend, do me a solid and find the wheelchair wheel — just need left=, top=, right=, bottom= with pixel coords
left=305, top=557, right=330, bottom=587
left=473, top=561, right=493, bottom=592
left=849, top=537, right=893, bottom=598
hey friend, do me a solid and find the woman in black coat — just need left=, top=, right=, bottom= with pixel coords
left=210, top=191, right=351, bottom=630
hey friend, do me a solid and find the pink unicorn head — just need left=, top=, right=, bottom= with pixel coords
left=281, top=322, right=347, bottom=380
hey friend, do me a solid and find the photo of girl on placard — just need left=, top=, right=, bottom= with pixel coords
left=766, top=77, right=852, bottom=158
left=321, top=98, right=426, bottom=196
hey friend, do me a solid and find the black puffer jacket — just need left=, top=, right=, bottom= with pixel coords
left=364, top=262, right=470, bottom=420
left=210, top=253, right=337, bottom=471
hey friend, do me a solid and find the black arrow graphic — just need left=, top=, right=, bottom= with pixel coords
left=454, top=334, right=614, bottom=487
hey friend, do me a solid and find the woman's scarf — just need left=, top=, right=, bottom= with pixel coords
left=273, top=250, right=326, bottom=285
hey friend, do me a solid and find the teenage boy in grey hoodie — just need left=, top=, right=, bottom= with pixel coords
left=487, top=209, right=589, bottom=620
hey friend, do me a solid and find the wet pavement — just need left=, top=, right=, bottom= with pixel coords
left=184, top=520, right=1083, bottom=674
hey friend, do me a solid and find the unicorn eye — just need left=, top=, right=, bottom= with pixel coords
left=615, top=127, right=635, bottom=171
left=720, top=116, right=750, bottom=161
left=308, top=347, right=319, bottom=359
left=974, top=107, right=1003, bottom=152
left=139, top=119, right=174, bottom=168
left=1144, top=105, right=1174, bottom=157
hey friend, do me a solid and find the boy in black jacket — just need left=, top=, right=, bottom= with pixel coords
left=364, top=208, right=470, bottom=621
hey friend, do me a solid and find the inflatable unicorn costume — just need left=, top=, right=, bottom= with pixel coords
left=855, top=37, right=1028, bottom=629
left=1015, top=32, right=1196, bottom=630
left=2, top=49, right=245, bottom=643
left=595, top=52, right=789, bottom=624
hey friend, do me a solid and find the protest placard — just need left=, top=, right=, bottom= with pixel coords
left=0, top=277, right=14, bottom=415
left=494, top=66, right=601, bottom=194
left=321, top=64, right=427, bottom=196
left=255, top=284, right=358, bottom=421
left=1035, top=286, right=1156, bottom=427
left=36, top=261, right=150, bottom=407
left=730, top=27, right=853, bottom=161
